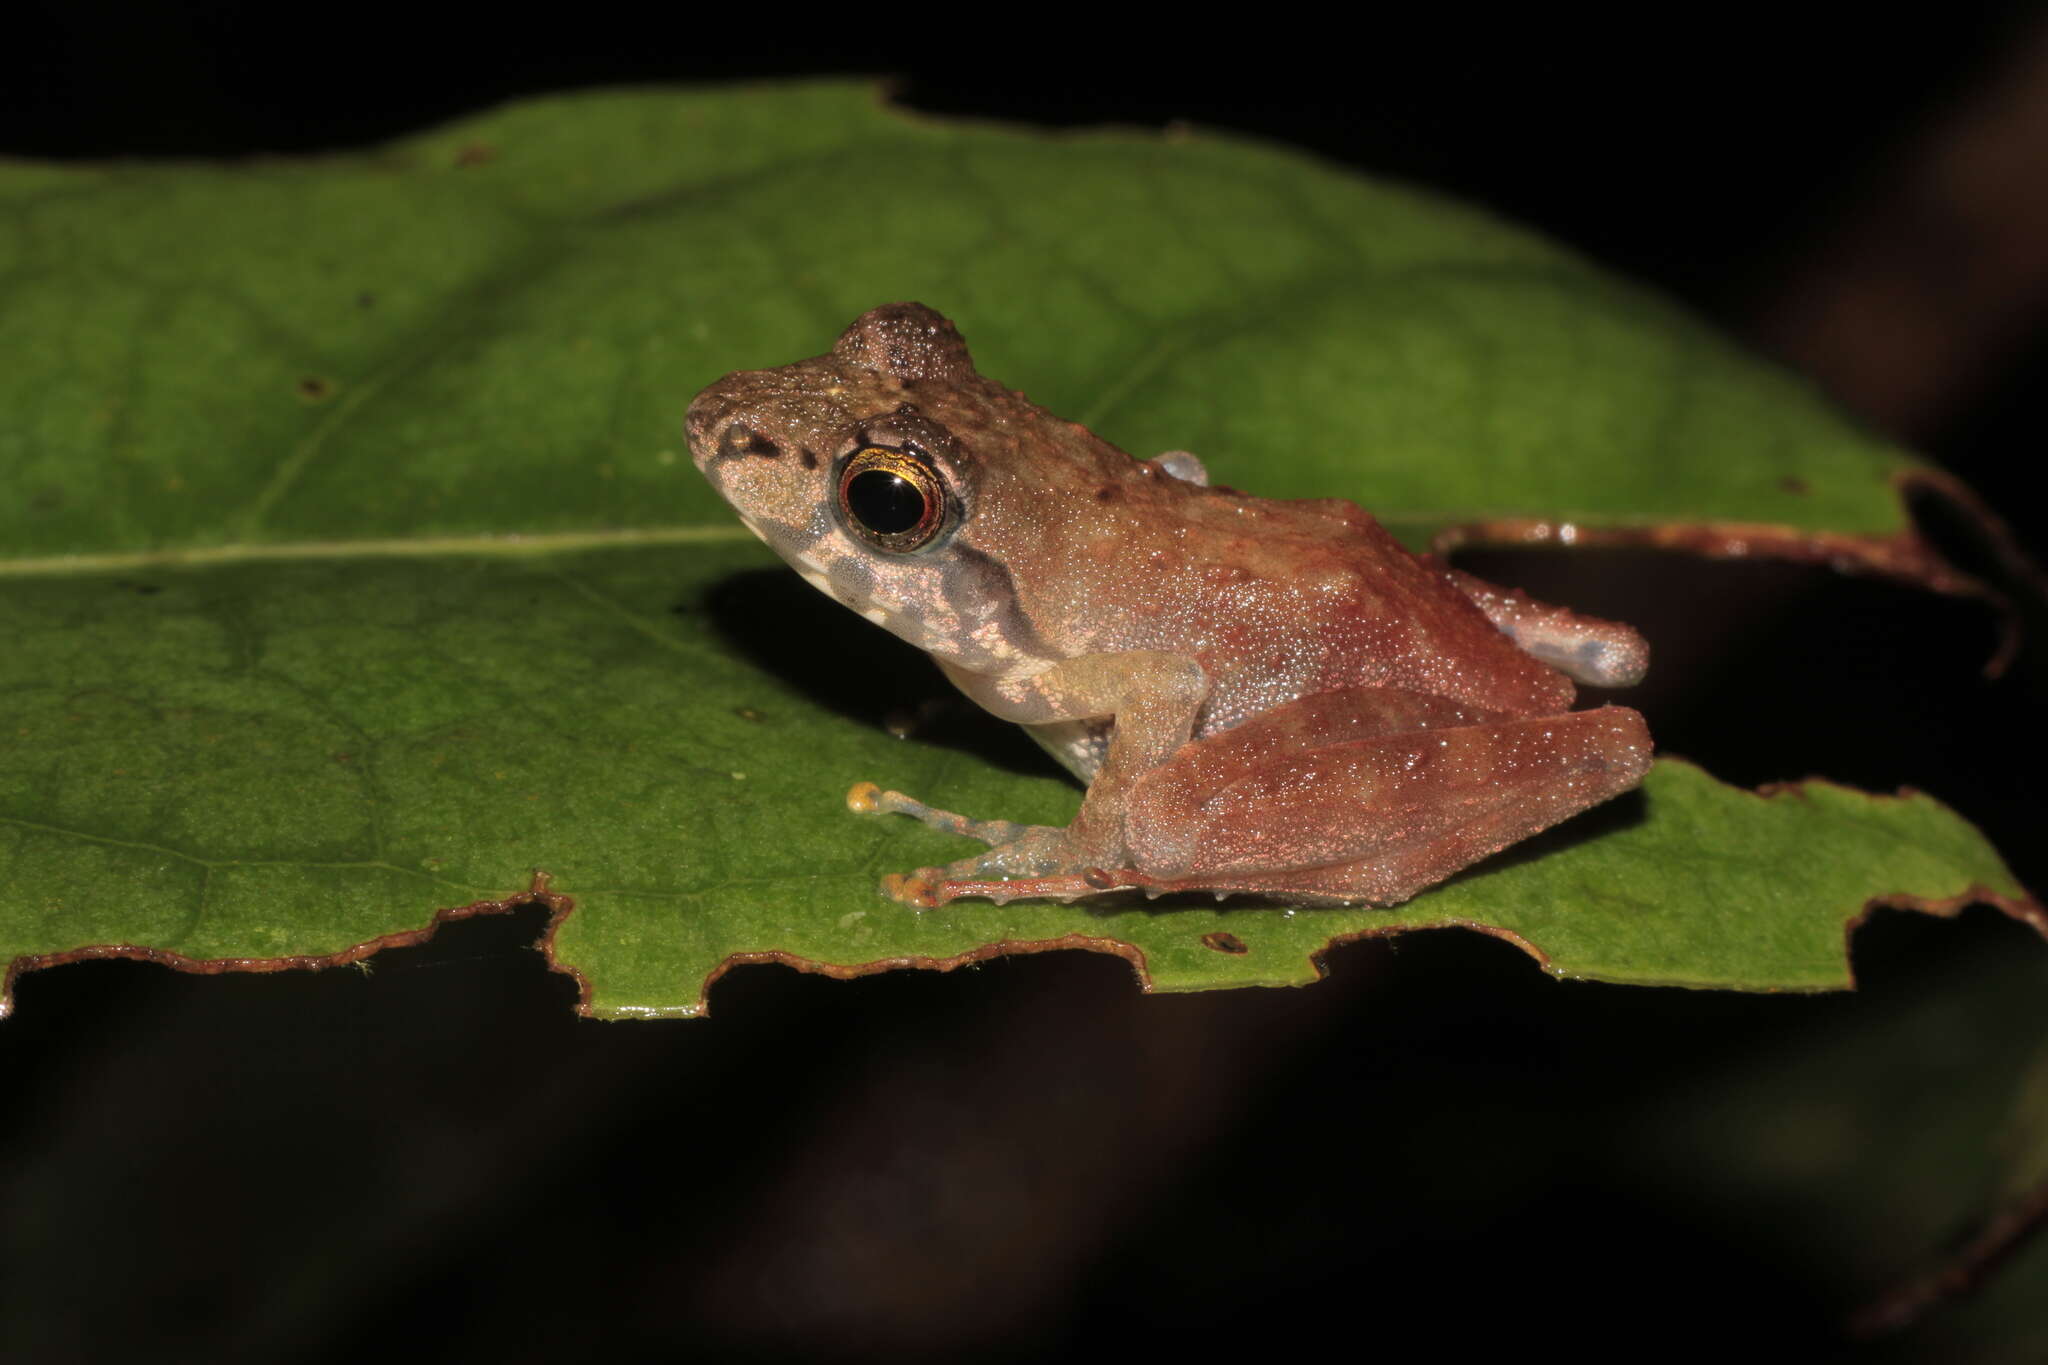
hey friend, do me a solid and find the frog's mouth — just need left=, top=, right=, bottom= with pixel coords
left=686, top=393, right=836, bottom=547
left=790, top=545, right=918, bottom=638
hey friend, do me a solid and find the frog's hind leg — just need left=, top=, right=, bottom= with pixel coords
left=867, top=693, right=1645, bottom=906
left=850, top=688, right=1517, bottom=907
left=1119, top=699, right=1653, bottom=907
left=859, top=691, right=1648, bottom=909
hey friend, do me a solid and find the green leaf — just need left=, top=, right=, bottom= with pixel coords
left=0, top=83, right=2036, bottom=1017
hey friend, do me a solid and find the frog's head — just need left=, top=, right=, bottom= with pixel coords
left=687, top=304, right=1042, bottom=672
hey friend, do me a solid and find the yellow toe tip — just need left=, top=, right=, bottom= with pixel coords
left=880, top=872, right=940, bottom=909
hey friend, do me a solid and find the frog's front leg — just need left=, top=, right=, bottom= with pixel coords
left=853, top=650, right=1210, bottom=906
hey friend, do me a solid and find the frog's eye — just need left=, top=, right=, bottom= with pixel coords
left=836, top=446, right=947, bottom=552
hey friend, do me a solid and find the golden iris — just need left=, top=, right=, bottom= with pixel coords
left=837, top=447, right=945, bottom=551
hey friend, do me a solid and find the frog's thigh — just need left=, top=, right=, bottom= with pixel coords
left=1124, top=701, right=1651, bottom=900
left=1195, top=686, right=1510, bottom=751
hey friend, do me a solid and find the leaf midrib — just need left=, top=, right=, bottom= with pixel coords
left=0, top=524, right=755, bottom=577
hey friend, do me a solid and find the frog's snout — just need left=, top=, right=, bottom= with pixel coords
left=686, top=393, right=798, bottom=489
left=683, top=388, right=740, bottom=472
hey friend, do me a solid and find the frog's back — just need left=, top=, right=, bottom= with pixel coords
left=962, top=450, right=1577, bottom=727
left=687, top=300, right=1577, bottom=730
left=1173, top=487, right=1579, bottom=726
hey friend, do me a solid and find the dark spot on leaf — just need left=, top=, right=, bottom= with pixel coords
left=733, top=706, right=766, bottom=723
left=297, top=376, right=334, bottom=403
left=332, top=751, right=353, bottom=764
left=1202, top=932, right=1249, bottom=955
left=30, top=487, right=63, bottom=512
left=454, top=142, right=496, bottom=167
left=356, top=291, right=376, bottom=309
left=115, top=580, right=161, bottom=596
left=1781, top=475, right=1811, bottom=494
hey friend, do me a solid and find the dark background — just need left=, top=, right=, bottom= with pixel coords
left=4, top=5, right=2047, bottom=1360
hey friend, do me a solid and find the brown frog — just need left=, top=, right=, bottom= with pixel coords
left=686, top=303, right=1651, bottom=908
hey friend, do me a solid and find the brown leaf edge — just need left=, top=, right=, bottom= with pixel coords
left=0, top=874, right=572, bottom=1021
left=1431, top=467, right=2045, bottom=675
left=1298, top=777, right=2048, bottom=994
left=1848, top=1174, right=2048, bottom=1338
left=4, top=769, right=2041, bottom=1019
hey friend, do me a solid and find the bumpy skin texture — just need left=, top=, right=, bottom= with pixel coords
left=686, top=303, right=1653, bottom=907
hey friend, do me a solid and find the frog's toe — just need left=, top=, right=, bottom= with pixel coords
left=916, top=866, right=1144, bottom=906
left=846, top=782, right=1036, bottom=849
left=879, top=871, right=943, bottom=909
left=946, top=826, right=1078, bottom=880
left=883, top=827, right=1134, bottom=907
left=878, top=865, right=1070, bottom=910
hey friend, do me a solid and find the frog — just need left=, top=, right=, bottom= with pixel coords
left=686, top=302, right=1652, bottom=909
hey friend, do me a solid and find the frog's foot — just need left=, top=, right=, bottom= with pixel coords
left=847, top=782, right=1105, bottom=909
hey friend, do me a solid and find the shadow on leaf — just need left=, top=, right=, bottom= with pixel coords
left=1444, top=783, right=1652, bottom=886
left=699, top=567, right=1062, bottom=780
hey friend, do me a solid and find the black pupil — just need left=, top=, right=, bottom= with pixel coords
left=847, top=468, right=927, bottom=535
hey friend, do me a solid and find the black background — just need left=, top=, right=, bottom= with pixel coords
left=5, top=5, right=2047, bottom=1360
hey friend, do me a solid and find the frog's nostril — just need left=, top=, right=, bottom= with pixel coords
left=712, top=421, right=783, bottom=466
